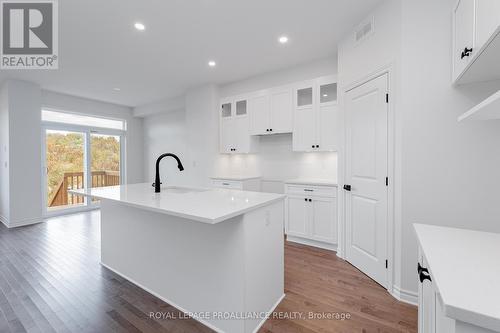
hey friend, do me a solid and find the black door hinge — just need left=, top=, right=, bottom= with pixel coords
left=385, top=260, right=388, bottom=269
left=386, top=93, right=389, bottom=103
left=385, top=177, right=388, bottom=186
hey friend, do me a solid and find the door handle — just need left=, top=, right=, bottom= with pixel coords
left=343, top=184, right=351, bottom=191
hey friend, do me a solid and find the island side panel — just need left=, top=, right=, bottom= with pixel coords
left=243, top=200, right=285, bottom=333
left=100, top=199, right=246, bottom=333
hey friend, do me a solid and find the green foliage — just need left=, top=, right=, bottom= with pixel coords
left=46, top=132, right=120, bottom=204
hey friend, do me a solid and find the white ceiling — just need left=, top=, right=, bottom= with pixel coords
left=0, top=0, right=382, bottom=107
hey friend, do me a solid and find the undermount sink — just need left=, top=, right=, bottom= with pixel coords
left=159, top=186, right=207, bottom=194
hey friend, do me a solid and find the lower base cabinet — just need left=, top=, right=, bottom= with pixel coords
left=418, top=247, right=495, bottom=333
left=211, top=177, right=261, bottom=191
left=285, top=182, right=337, bottom=251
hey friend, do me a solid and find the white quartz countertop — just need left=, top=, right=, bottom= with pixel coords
left=284, top=178, right=338, bottom=187
left=210, top=176, right=261, bottom=181
left=71, top=183, right=284, bottom=224
left=414, top=224, right=500, bottom=331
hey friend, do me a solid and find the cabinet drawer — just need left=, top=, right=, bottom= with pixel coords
left=285, top=184, right=337, bottom=198
left=212, top=180, right=243, bottom=190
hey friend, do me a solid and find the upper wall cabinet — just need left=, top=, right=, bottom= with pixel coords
left=219, top=97, right=259, bottom=154
left=249, top=86, right=293, bottom=135
left=453, top=0, right=500, bottom=84
left=293, top=76, right=338, bottom=152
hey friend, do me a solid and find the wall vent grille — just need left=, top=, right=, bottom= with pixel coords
left=355, top=16, right=374, bottom=44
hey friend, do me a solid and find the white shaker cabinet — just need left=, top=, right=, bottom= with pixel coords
left=292, top=76, right=338, bottom=152
left=249, top=86, right=293, bottom=135
left=219, top=97, right=259, bottom=154
left=453, top=0, right=475, bottom=80
left=453, top=0, right=500, bottom=84
left=285, top=180, right=338, bottom=251
left=475, top=0, right=500, bottom=50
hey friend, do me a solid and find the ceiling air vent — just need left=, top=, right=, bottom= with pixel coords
left=355, top=16, right=374, bottom=44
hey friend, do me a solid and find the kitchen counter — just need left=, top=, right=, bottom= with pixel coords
left=71, top=183, right=283, bottom=224
left=414, top=224, right=500, bottom=332
left=71, top=183, right=285, bottom=333
left=284, top=178, right=338, bottom=187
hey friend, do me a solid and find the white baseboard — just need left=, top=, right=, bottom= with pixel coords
left=391, top=285, right=418, bottom=306
left=101, top=262, right=285, bottom=333
left=286, top=235, right=337, bottom=252
left=7, top=216, right=43, bottom=228
left=0, top=214, right=43, bottom=228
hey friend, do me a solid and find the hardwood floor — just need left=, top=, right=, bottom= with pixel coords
left=0, top=211, right=417, bottom=333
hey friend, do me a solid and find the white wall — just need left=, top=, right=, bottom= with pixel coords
left=400, top=0, right=500, bottom=294
left=0, top=84, right=10, bottom=224
left=142, top=58, right=339, bottom=192
left=339, top=0, right=500, bottom=301
left=143, top=110, right=188, bottom=185
left=0, top=80, right=43, bottom=227
left=42, top=90, right=144, bottom=184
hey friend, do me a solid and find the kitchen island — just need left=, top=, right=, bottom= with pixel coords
left=71, top=183, right=285, bottom=333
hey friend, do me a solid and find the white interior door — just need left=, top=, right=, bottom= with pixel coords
left=344, top=73, right=388, bottom=287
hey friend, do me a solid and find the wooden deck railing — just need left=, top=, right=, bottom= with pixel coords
left=49, top=171, right=120, bottom=208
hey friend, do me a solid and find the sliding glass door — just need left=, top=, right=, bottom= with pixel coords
left=90, top=134, right=121, bottom=203
left=45, top=130, right=86, bottom=211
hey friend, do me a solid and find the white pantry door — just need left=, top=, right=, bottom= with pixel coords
left=344, top=73, right=388, bottom=287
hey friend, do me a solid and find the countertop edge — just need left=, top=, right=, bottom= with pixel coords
left=70, top=189, right=285, bottom=224
left=413, top=223, right=500, bottom=332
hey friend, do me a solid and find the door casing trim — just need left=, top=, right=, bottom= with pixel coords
left=337, top=63, right=397, bottom=299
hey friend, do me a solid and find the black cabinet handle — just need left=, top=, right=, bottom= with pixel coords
left=419, top=271, right=432, bottom=283
left=308, top=199, right=312, bottom=202
left=417, top=262, right=429, bottom=275
left=417, top=263, right=431, bottom=283
left=270, top=128, right=273, bottom=132
left=316, top=145, right=319, bottom=148
left=304, top=189, right=314, bottom=192
left=311, top=145, right=315, bottom=148
left=304, top=198, right=307, bottom=201
left=461, top=47, right=473, bottom=59
left=343, top=184, right=351, bottom=191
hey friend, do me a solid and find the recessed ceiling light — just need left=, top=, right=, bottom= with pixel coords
left=208, top=60, right=216, bottom=67
left=113, top=88, right=121, bottom=91
left=278, top=36, right=289, bottom=44
left=323, top=94, right=328, bottom=97
left=134, top=22, right=145, bottom=31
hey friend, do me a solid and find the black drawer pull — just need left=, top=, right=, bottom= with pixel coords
left=304, top=189, right=314, bottom=192
left=419, top=271, right=432, bottom=283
